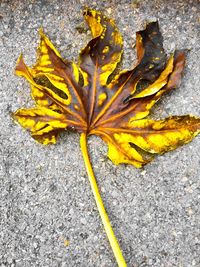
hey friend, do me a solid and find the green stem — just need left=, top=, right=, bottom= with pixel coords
left=80, top=132, right=127, bottom=267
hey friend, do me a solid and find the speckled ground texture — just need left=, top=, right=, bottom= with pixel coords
left=1, top=0, right=200, bottom=266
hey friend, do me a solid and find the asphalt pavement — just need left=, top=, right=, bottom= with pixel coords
left=0, top=0, right=200, bottom=266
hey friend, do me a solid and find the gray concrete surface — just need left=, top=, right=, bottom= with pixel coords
left=0, top=0, right=200, bottom=266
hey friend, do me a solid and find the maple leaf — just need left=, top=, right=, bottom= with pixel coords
left=13, top=8, right=200, bottom=267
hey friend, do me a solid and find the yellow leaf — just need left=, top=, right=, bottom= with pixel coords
left=14, top=8, right=199, bottom=164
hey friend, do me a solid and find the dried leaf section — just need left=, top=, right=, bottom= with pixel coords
left=13, top=8, right=200, bottom=168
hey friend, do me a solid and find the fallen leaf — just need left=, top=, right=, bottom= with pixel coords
left=13, top=7, right=200, bottom=266
left=13, top=9, right=200, bottom=167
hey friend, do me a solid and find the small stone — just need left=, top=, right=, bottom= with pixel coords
left=192, top=260, right=196, bottom=265
left=172, top=230, right=177, bottom=237
left=101, top=187, right=105, bottom=193
left=141, top=170, right=146, bottom=176
left=80, top=217, right=87, bottom=225
left=181, top=176, right=188, bottom=182
left=80, top=176, right=86, bottom=182
left=185, top=186, right=193, bottom=193
left=107, top=8, right=112, bottom=15
left=33, top=242, right=38, bottom=248
left=113, top=200, right=117, bottom=206
left=191, top=7, right=197, bottom=12
left=187, top=208, right=194, bottom=216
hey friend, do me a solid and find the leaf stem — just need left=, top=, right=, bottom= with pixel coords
left=80, top=133, right=127, bottom=267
